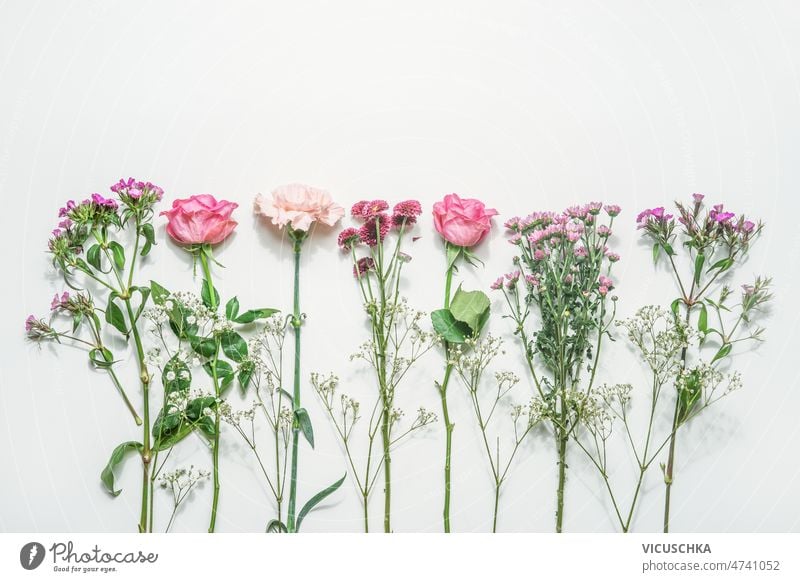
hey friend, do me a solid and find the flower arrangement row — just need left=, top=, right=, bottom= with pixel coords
left=25, top=180, right=772, bottom=533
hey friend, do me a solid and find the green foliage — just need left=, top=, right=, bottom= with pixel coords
left=295, top=407, right=314, bottom=449
left=295, top=474, right=346, bottom=532
left=101, top=441, right=142, bottom=497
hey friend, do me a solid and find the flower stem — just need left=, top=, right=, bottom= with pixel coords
left=199, top=248, right=222, bottom=533
left=555, top=429, right=568, bottom=533
left=439, top=256, right=456, bottom=533
left=287, top=236, right=303, bottom=533
left=492, top=482, right=501, bottom=533
left=123, top=297, right=151, bottom=533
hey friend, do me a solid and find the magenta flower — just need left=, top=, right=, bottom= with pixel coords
left=25, top=315, right=36, bottom=332
left=353, top=256, right=376, bottom=278
left=161, top=194, right=238, bottom=245
left=351, top=200, right=389, bottom=220
left=692, top=193, right=705, bottom=203
left=392, top=200, right=423, bottom=221
left=58, top=200, right=77, bottom=217
left=337, top=227, right=361, bottom=251
left=432, top=193, right=498, bottom=247
left=91, top=193, right=119, bottom=210
left=358, top=214, right=391, bottom=247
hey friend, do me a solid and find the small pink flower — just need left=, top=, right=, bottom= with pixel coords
left=598, top=286, right=609, bottom=296
left=604, top=204, right=621, bottom=217
left=525, top=275, right=539, bottom=287
left=50, top=291, right=70, bottom=311
left=58, top=200, right=77, bottom=217
left=740, top=220, right=755, bottom=233
left=338, top=227, right=361, bottom=251
left=504, top=216, right=521, bottom=230
left=91, top=193, right=118, bottom=210
left=254, top=183, right=344, bottom=232
left=606, top=252, right=620, bottom=262
left=597, top=225, right=612, bottom=237
left=587, top=202, right=602, bottom=215
left=161, top=194, right=238, bottom=245
left=432, top=193, right=498, bottom=247
left=25, top=315, right=36, bottom=332
left=692, top=193, right=705, bottom=203
left=598, top=275, right=613, bottom=288
left=533, top=249, right=547, bottom=261
left=564, top=274, right=573, bottom=284
left=490, top=277, right=504, bottom=290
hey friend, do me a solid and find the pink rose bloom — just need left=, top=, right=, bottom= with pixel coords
left=161, top=194, right=238, bottom=245
left=432, top=193, right=498, bottom=247
left=254, top=183, right=344, bottom=232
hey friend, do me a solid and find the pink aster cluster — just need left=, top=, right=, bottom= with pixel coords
left=495, top=201, right=621, bottom=302
left=338, top=199, right=423, bottom=251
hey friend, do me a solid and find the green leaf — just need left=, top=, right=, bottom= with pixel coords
left=694, top=253, right=705, bottom=285
left=88, top=347, right=115, bottom=369
left=150, top=281, right=171, bottom=305
left=154, top=422, right=194, bottom=451
left=87, top=244, right=102, bottom=271
left=652, top=243, right=660, bottom=265
left=238, top=364, right=254, bottom=393
left=234, top=308, right=279, bottom=324
left=708, top=257, right=734, bottom=273
left=105, top=296, right=128, bottom=336
left=190, top=336, right=217, bottom=359
left=72, top=313, right=84, bottom=333
left=662, top=242, right=675, bottom=256
left=221, top=331, right=248, bottom=362
left=295, top=474, right=346, bottom=532
left=108, top=241, right=126, bottom=271
left=295, top=407, right=314, bottom=448
left=101, top=441, right=142, bottom=497
left=152, top=410, right=181, bottom=441
left=449, top=287, right=491, bottom=335
left=711, top=343, right=732, bottom=363
left=266, top=519, right=287, bottom=533
left=204, top=360, right=234, bottom=390
left=163, top=355, right=191, bottom=396
left=446, top=243, right=462, bottom=271
left=670, top=298, right=682, bottom=318
left=139, top=223, right=156, bottom=257
left=698, top=303, right=708, bottom=334
left=225, top=297, right=240, bottom=320
left=185, top=396, right=217, bottom=421
left=195, top=415, right=216, bottom=438
left=201, top=279, right=219, bottom=309
left=431, top=309, right=471, bottom=343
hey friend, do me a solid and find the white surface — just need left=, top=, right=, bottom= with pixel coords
left=0, top=0, right=798, bottom=532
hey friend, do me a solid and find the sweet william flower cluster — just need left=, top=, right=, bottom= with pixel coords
left=25, top=183, right=772, bottom=534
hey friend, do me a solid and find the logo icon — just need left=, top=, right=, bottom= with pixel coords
left=20, top=542, right=46, bottom=570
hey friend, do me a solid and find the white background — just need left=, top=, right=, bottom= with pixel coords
left=1, top=0, right=798, bottom=533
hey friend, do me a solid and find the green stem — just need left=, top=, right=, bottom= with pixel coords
left=287, top=236, right=303, bottom=533
left=555, top=428, right=568, bottom=533
left=199, top=248, right=222, bottom=533
left=124, top=297, right=151, bottom=534
left=439, top=255, right=456, bottom=533
left=663, top=302, right=694, bottom=533
left=105, top=362, right=142, bottom=426
left=381, top=400, right=391, bottom=533
left=492, top=482, right=501, bottom=533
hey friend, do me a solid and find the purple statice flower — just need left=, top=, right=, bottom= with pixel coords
left=337, top=227, right=361, bottom=251
left=604, top=204, right=621, bottom=217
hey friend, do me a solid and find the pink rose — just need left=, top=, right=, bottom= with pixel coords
left=254, top=183, right=344, bottom=232
left=161, top=194, right=238, bottom=245
left=432, top=193, right=498, bottom=247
